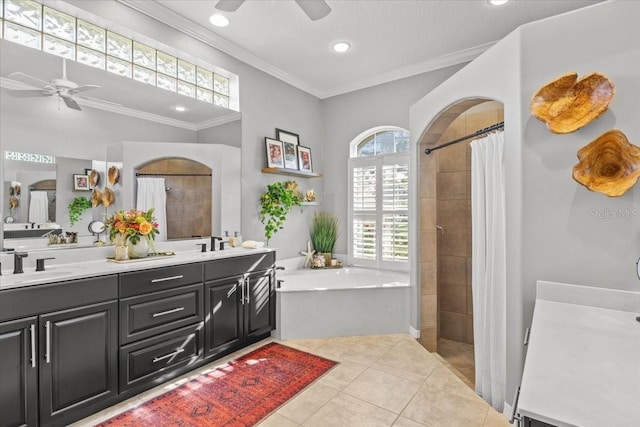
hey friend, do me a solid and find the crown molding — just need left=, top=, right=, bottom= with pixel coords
left=320, top=41, right=496, bottom=99
left=195, top=111, right=242, bottom=131
left=116, top=0, right=323, bottom=98
left=118, top=0, right=493, bottom=99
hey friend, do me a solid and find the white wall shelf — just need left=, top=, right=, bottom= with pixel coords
left=261, top=167, right=322, bottom=178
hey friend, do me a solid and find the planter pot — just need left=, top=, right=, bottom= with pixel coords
left=127, top=237, right=150, bottom=259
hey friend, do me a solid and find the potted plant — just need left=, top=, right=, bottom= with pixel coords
left=68, top=196, right=91, bottom=226
left=310, top=211, right=339, bottom=266
left=259, top=181, right=302, bottom=244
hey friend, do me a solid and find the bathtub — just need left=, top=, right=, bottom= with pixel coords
left=273, top=267, right=410, bottom=340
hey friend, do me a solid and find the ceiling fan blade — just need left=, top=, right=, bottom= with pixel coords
left=215, top=0, right=244, bottom=12
left=295, top=0, right=331, bottom=21
left=7, top=72, right=51, bottom=89
left=72, top=84, right=101, bottom=94
left=6, top=89, right=53, bottom=98
left=60, top=94, right=82, bottom=110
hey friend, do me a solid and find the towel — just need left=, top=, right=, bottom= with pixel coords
left=29, top=191, right=49, bottom=224
left=242, top=240, right=265, bottom=249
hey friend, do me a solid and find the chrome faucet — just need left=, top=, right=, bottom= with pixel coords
left=13, top=252, right=28, bottom=274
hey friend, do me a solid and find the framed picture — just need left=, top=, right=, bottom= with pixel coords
left=297, top=146, right=313, bottom=173
left=73, top=174, right=90, bottom=191
left=84, top=168, right=92, bottom=176
left=276, top=128, right=299, bottom=145
left=283, top=141, right=298, bottom=170
left=265, top=138, right=285, bottom=168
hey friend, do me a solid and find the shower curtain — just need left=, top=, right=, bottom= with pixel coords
left=471, top=131, right=506, bottom=412
left=136, top=177, right=167, bottom=242
left=28, top=191, right=49, bottom=224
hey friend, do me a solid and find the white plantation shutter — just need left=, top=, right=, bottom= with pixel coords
left=349, top=153, right=409, bottom=270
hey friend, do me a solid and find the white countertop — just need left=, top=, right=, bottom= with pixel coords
left=0, top=245, right=275, bottom=291
left=518, top=281, right=640, bottom=427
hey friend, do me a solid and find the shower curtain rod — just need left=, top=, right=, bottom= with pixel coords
left=136, top=172, right=212, bottom=177
left=424, top=121, right=504, bottom=155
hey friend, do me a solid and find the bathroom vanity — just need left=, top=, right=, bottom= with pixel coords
left=0, top=248, right=276, bottom=427
left=514, top=281, right=640, bottom=427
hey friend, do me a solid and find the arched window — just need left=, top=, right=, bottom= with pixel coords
left=348, top=126, right=409, bottom=270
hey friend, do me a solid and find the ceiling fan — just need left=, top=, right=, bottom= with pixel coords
left=215, top=0, right=331, bottom=21
left=6, top=59, right=112, bottom=111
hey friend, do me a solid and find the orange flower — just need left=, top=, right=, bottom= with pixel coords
left=138, top=221, right=153, bottom=235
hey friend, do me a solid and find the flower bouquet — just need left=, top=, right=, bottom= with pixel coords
left=104, top=208, right=159, bottom=258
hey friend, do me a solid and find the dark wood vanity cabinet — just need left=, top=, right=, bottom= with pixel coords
left=0, top=276, right=119, bottom=427
left=118, top=263, right=204, bottom=394
left=0, top=251, right=276, bottom=426
left=0, top=317, right=38, bottom=427
left=204, top=252, right=276, bottom=359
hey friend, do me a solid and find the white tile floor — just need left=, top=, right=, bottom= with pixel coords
left=72, top=335, right=510, bottom=427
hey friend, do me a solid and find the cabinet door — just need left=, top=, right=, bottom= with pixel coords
left=39, top=301, right=118, bottom=426
left=244, top=270, right=274, bottom=342
left=0, top=317, right=38, bottom=427
left=205, top=276, right=243, bottom=358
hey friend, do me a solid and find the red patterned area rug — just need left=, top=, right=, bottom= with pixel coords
left=97, top=342, right=337, bottom=427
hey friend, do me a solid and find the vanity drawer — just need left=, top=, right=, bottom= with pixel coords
left=204, top=252, right=275, bottom=281
left=119, top=283, right=204, bottom=344
left=119, top=263, right=203, bottom=297
left=119, top=323, right=203, bottom=392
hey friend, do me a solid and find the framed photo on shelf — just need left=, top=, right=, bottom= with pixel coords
left=275, top=128, right=299, bottom=145
left=283, top=141, right=298, bottom=170
left=297, top=146, right=313, bottom=173
left=265, top=137, right=285, bottom=168
left=84, top=168, right=92, bottom=176
left=73, top=174, right=90, bottom=191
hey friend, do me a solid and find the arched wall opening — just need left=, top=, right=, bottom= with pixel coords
left=416, top=98, right=504, bottom=387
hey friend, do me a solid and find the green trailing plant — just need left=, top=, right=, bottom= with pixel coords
left=260, top=181, right=302, bottom=243
left=310, top=211, right=340, bottom=254
left=68, top=196, right=91, bottom=226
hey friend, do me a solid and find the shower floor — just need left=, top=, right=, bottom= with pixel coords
left=436, top=338, right=475, bottom=389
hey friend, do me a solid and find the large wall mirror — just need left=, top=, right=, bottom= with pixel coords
left=1, top=38, right=242, bottom=252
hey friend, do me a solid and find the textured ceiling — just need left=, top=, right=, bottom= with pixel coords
left=151, top=0, right=603, bottom=98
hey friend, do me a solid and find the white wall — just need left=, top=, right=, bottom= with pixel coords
left=323, top=65, right=466, bottom=255
left=410, top=0, right=640, bottom=405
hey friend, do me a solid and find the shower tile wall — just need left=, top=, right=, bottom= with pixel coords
left=418, top=105, right=503, bottom=348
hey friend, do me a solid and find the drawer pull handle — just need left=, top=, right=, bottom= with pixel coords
left=150, top=275, right=184, bottom=283
left=152, top=307, right=185, bottom=317
left=509, top=386, right=521, bottom=424
left=152, top=348, right=185, bottom=363
left=30, top=324, right=36, bottom=368
left=524, top=327, right=531, bottom=346
left=45, top=320, right=51, bottom=364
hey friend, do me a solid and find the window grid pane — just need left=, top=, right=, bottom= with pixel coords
left=133, top=64, right=156, bottom=85
left=353, top=218, right=377, bottom=260
left=157, top=51, right=177, bottom=77
left=382, top=214, right=409, bottom=261
left=77, top=45, right=105, bottom=69
left=177, top=59, right=196, bottom=83
left=352, top=165, right=377, bottom=211
left=5, top=0, right=41, bottom=30
left=382, top=164, right=409, bottom=210
left=107, top=31, right=132, bottom=61
left=5, top=20, right=41, bottom=49
left=133, top=41, right=156, bottom=69
left=77, top=19, right=105, bottom=52
left=43, top=6, right=74, bottom=42
left=43, top=33, right=75, bottom=60
left=107, top=56, right=132, bottom=77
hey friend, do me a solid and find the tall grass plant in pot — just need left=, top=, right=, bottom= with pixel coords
left=310, top=212, right=339, bottom=266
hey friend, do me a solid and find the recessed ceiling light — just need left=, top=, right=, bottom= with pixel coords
left=209, top=14, right=229, bottom=27
left=488, top=0, right=509, bottom=5
left=332, top=42, right=351, bottom=53
left=174, top=106, right=186, bottom=112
